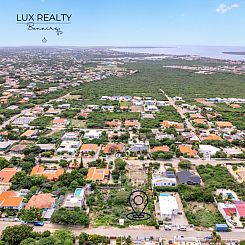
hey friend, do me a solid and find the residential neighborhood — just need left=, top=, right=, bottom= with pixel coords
left=0, top=47, right=244, bottom=244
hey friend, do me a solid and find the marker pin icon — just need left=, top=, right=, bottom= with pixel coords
left=126, top=190, right=151, bottom=221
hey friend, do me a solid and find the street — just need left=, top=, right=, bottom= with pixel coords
left=0, top=221, right=244, bottom=240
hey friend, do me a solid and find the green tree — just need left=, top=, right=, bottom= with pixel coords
left=1, top=225, right=33, bottom=245
left=20, top=238, right=36, bottom=245
left=19, top=208, right=43, bottom=222
left=51, top=208, right=89, bottom=225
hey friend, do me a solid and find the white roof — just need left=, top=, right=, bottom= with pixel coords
left=0, top=142, right=12, bottom=149
left=199, top=144, right=220, bottom=155
left=159, top=194, right=179, bottom=215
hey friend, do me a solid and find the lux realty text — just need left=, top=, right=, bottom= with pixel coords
left=16, top=14, right=72, bottom=36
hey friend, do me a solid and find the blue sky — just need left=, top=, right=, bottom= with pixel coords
left=0, top=0, right=244, bottom=46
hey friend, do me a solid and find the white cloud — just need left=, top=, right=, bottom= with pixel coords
left=216, top=3, right=239, bottom=14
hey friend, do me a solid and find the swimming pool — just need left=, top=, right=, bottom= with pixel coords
left=160, top=193, right=170, bottom=196
left=74, top=188, right=84, bottom=197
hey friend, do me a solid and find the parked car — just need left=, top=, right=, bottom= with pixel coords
left=178, top=225, right=187, bottom=231
left=34, top=221, right=44, bottom=226
left=164, top=225, right=172, bottom=230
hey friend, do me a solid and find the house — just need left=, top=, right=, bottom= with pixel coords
left=57, top=104, right=71, bottom=109
left=193, top=118, right=206, bottom=124
left=176, top=171, right=201, bottom=185
left=103, top=143, right=124, bottom=154
left=46, top=108, right=61, bottom=115
left=10, top=144, right=27, bottom=154
left=12, top=117, right=34, bottom=126
left=218, top=200, right=245, bottom=220
left=152, top=171, right=176, bottom=187
left=0, top=168, right=18, bottom=184
left=179, top=145, right=197, bottom=157
left=62, top=187, right=86, bottom=210
left=129, top=143, right=149, bottom=153
left=77, top=111, right=89, bottom=118
left=31, top=106, right=44, bottom=115
left=199, top=144, right=220, bottom=158
left=105, top=120, right=122, bottom=128
left=200, top=133, right=222, bottom=141
left=20, top=129, right=38, bottom=139
left=144, top=105, right=158, bottom=112
left=124, top=120, right=141, bottom=129
left=26, top=193, right=55, bottom=210
left=223, top=148, right=243, bottom=156
left=0, top=191, right=23, bottom=210
left=80, top=144, right=99, bottom=154
left=162, top=121, right=183, bottom=130
left=37, top=144, right=56, bottom=152
left=150, top=146, right=170, bottom=153
left=57, top=141, right=81, bottom=155
left=83, top=130, right=102, bottom=139
left=158, top=193, right=179, bottom=220
left=141, top=113, right=155, bottom=119
left=216, top=121, right=234, bottom=129
left=30, top=165, right=64, bottom=181
left=174, top=236, right=201, bottom=245
left=52, top=118, right=68, bottom=126
left=101, top=105, right=114, bottom=112
left=87, top=105, right=99, bottom=110
left=87, top=167, right=110, bottom=182
left=62, top=132, right=80, bottom=141
left=181, top=132, right=200, bottom=143
left=0, top=142, right=13, bottom=151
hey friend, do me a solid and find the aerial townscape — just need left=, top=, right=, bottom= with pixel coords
left=0, top=46, right=244, bottom=245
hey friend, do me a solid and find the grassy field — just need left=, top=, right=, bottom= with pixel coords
left=185, top=202, right=225, bottom=227
left=71, top=119, right=86, bottom=128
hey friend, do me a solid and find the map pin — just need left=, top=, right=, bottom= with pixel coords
left=128, top=190, right=148, bottom=219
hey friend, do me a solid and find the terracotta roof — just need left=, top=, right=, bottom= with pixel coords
left=53, top=118, right=66, bottom=124
left=80, top=144, right=98, bottom=152
left=193, top=118, right=206, bottom=124
left=162, top=121, right=183, bottom=129
left=151, top=146, right=170, bottom=153
left=235, top=203, right=245, bottom=217
left=0, top=191, right=23, bottom=207
left=30, top=165, right=64, bottom=181
left=10, top=144, right=27, bottom=152
left=124, top=120, right=140, bottom=127
left=216, top=121, right=233, bottom=128
left=230, top=104, right=241, bottom=109
left=0, top=168, right=18, bottom=183
left=21, top=129, right=37, bottom=137
left=223, top=207, right=236, bottom=216
left=204, top=134, right=222, bottom=141
left=26, top=193, right=55, bottom=209
left=179, top=145, right=197, bottom=156
left=87, top=167, right=110, bottom=181
left=105, top=120, right=122, bottom=127
left=103, top=143, right=124, bottom=154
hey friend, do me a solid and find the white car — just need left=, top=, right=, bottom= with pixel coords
left=178, top=225, right=187, bottom=231
left=164, top=225, right=172, bottom=230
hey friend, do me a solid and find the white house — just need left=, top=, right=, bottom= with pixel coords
left=199, top=144, right=220, bottom=159
left=83, top=130, right=102, bottom=140
left=152, top=171, right=176, bottom=187
left=158, top=193, right=179, bottom=221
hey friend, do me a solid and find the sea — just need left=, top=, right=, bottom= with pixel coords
left=112, top=46, right=245, bottom=61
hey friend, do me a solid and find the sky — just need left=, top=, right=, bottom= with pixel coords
left=0, top=0, right=244, bottom=47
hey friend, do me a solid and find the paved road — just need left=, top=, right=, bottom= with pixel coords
left=0, top=222, right=244, bottom=240
left=160, top=89, right=195, bottom=131
left=0, top=108, right=30, bottom=130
